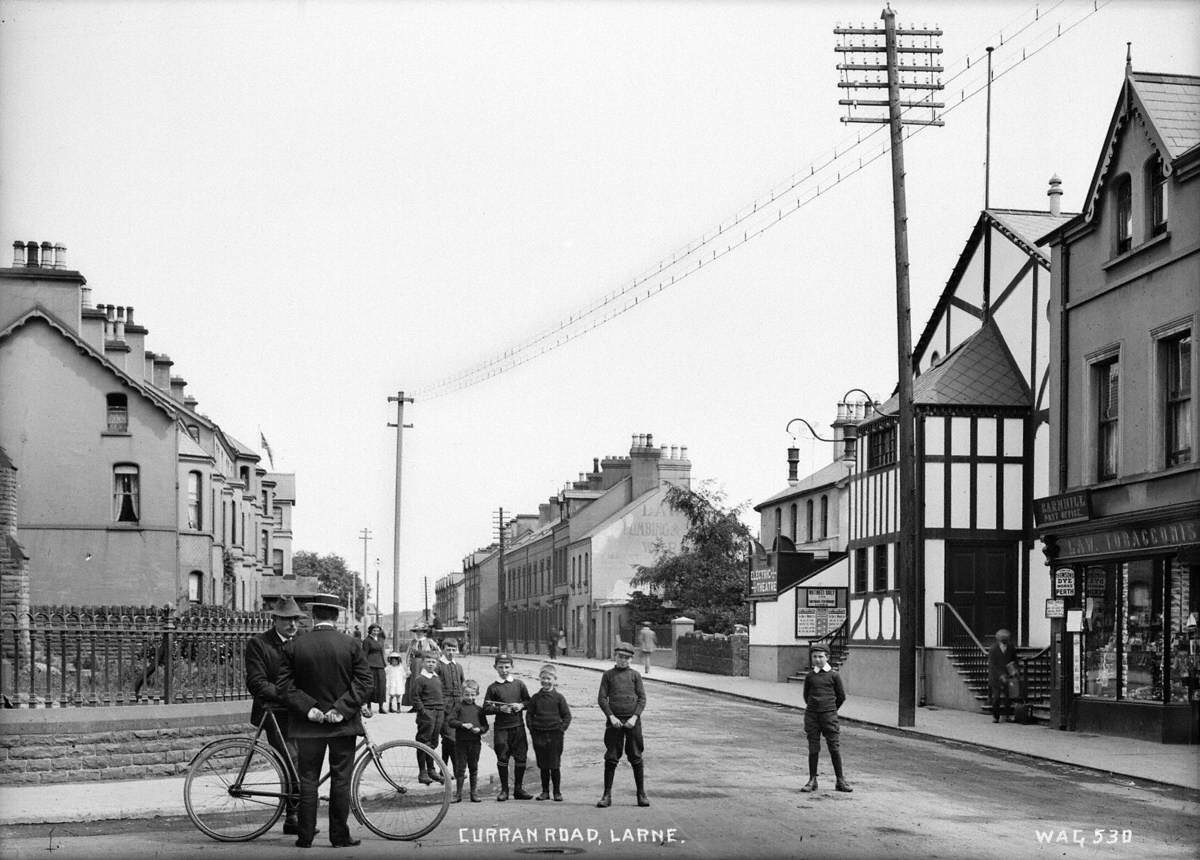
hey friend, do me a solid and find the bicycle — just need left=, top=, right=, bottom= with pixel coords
left=183, top=709, right=451, bottom=842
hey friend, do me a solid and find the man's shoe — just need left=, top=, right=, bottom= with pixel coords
left=800, top=778, right=818, bottom=793
left=835, top=780, right=853, bottom=793
left=470, top=791, right=482, bottom=802
left=429, top=770, right=445, bottom=784
left=417, top=770, right=433, bottom=785
left=535, top=791, right=550, bottom=801
left=496, top=788, right=509, bottom=802
left=637, top=793, right=650, bottom=807
left=513, top=788, right=533, bottom=800
left=330, top=839, right=361, bottom=848
left=553, top=792, right=564, bottom=802
left=596, top=793, right=612, bottom=808
left=294, top=839, right=312, bottom=848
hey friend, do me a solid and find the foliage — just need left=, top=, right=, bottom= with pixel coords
left=626, top=591, right=672, bottom=626
left=631, top=482, right=751, bottom=633
left=293, top=551, right=365, bottom=613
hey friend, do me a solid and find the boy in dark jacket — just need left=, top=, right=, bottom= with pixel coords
left=526, top=663, right=572, bottom=801
left=800, top=643, right=852, bottom=793
left=596, top=642, right=648, bottom=808
left=411, top=653, right=446, bottom=785
left=483, top=653, right=532, bottom=801
left=447, top=679, right=489, bottom=802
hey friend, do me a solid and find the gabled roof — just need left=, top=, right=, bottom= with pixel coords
left=223, top=432, right=262, bottom=462
left=869, top=318, right=1030, bottom=421
left=0, top=307, right=177, bottom=420
left=1077, top=70, right=1200, bottom=228
left=755, top=459, right=851, bottom=510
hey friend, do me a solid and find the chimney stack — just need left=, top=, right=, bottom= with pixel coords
left=11, top=241, right=24, bottom=267
left=53, top=243, right=66, bottom=269
left=25, top=240, right=39, bottom=266
left=1047, top=175, right=1063, bottom=216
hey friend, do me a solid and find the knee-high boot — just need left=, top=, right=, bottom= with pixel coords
left=829, top=748, right=852, bottom=792
left=513, top=766, right=532, bottom=800
left=632, top=762, right=649, bottom=807
left=800, top=751, right=819, bottom=792
left=496, top=764, right=509, bottom=801
left=596, top=762, right=616, bottom=807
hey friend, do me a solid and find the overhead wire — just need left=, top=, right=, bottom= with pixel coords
left=413, top=1, right=1109, bottom=401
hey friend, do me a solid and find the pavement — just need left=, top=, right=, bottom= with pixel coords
left=0, top=653, right=1196, bottom=827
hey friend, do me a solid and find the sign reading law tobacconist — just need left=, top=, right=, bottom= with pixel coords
left=1057, top=519, right=1200, bottom=561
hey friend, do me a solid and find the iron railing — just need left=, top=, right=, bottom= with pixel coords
left=0, top=604, right=271, bottom=708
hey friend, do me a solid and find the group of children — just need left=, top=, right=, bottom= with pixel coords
left=405, top=641, right=649, bottom=807
left=402, top=638, right=852, bottom=805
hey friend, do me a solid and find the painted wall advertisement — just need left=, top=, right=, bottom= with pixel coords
left=795, top=587, right=848, bottom=639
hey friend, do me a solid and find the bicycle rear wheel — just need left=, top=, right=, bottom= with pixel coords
left=184, top=738, right=288, bottom=842
left=352, top=740, right=450, bottom=840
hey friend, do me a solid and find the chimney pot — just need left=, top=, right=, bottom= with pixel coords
left=646, top=433, right=653, bottom=448
left=40, top=242, right=53, bottom=267
left=80, top=286, right=92, bottom=308
left=115, top=319, right=126, bottom=341
left=53, top=243, right=66, bottom=269
left=116, top=306, right=126, bottom=321
left=11, top=241, right=24, bottom=267
left=105, top=305, right=115, bottom=321
left=680, top=445, right=688, bottom=459
left=1047, top=174, right=1063, bottom=217
left=670, top=446, right=678, bottom=459
left=25, top=240, right=39, bottom=266
left=126, top=306, right=134, bottom=324
left=631, top=434, right=638, bottom=449
left=593, top=457, right=599, bottom=472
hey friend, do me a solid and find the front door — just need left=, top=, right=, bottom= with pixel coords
left=945, top=541, right=1018, bottom=643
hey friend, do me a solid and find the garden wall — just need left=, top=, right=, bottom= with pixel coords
left=675, top=631, right=749, bottom=676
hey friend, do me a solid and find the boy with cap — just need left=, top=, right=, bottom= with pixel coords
left=596, top=641, right=648, bottom=808
left=800, top=643, right=852, bottom=793
left=483, top=653, right=532, bottom=801
left=447, top=679, right=489, bottom=802
left=526, top=663, right=572, bottom=801
left=411, top=653, right=446, bottom=785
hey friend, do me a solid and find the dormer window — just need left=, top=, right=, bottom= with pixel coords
left=106, top=393, right=128, bottom=432
left=1147, top=158, right=1168, bottom=238
left=1114, top=173, right=1133, bottom=254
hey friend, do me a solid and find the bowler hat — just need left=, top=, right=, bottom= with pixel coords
left=810, top=643, right=830, bottom=655
left=269, top=596, right=305, bottom=617
left=307, top=601, right=342, bottom=614
left=614, top=641, right=635, bottom=656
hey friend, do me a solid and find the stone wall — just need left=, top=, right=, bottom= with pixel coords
left=0, top=701, right=247, bottom=784
left=675, top=631, right=749, bottom=676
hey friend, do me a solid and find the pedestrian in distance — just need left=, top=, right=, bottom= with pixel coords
left=483, top=653, right=533, bottom=801
left=800, top=642, right=852, bottom=793
left=636, top=621, right=657, bottom=674
left=987, top=628, right=1021, bottom=723
left=244, top=595, right=307, bottom=836
left=596, top=641, right=649, bottom=808
left=411, top=653, right=446, bottom=785
left=555, top=627, right=568, bottom=660
left=277, top=601, right=373, bottom=849
left=447, top=679, right=489, bottom=803
left=526, top=663, right=572, bottom=801
left=362, top=624, right=387, bottom=715
left=436, top=640, right=465, bottom=773
left=384, top=651, right=407, bottom=714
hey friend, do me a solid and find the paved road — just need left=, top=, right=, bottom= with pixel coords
left=1, top=658, right=1196, bottom=859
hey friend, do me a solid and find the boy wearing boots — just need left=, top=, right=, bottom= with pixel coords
left=526, top=664, right=572, bottom=801
left=411, top=653, right=446, bottom=785
left=596, top=642, right=648, bottom=808
left=800, top=643, right=852, bottom=793
left=447, top=679, right=489, bottom=802
left=436, top=641, right=465, bottom=773
left=483, top=653, right=532, bottom=801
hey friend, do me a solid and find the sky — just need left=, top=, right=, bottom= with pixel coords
left=2, top=0, right=1197, bottom=616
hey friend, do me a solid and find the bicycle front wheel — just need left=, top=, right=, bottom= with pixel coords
left=352, top=740, right=450, bottom=840
left=184, top=738, right=288, bottom=842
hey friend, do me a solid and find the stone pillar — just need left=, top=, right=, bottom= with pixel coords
left=669, top=616, right=694, bottom=668
left=0, top=447, right=31, bottom=673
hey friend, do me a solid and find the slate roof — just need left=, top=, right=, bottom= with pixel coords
left=755, top=459, right=851, bottom=510
left=987, top=209, right=1076, bottom=260
left=1133, top=71, right=1200, bottom=159
left=870, top=318, right=1030, bottom=420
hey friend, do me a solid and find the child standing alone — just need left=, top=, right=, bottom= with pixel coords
left=447, top=679, right=488, bottom=802
left=385, top=652, right=407, bottom=714
left=526, top=664, right=572, bottom=801
left=411, top=653, right=446, bottom=785
left=800, top=643, right=852, bottom=793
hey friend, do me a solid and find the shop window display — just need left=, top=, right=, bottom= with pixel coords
left=1081, top=557, right=1196, bottom=704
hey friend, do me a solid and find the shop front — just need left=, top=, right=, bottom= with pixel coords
left=1038, top=495, right=1200, bottom=744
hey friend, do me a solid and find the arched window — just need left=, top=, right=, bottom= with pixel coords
left=790, top=503, right=798, bottom=541
left=188, top=571, right=203, bottom=603
left=806, top=500, right=814, bottom=541
left=774, top=507, right=782, bottom=537
left=113, top=463, right=139, bottom=522
left=187, top=471, right=202, bottom=530
left=820, top=495, right=829, bottom=539
left=1113, top=173, right=1133, bottom=254
left=106, top=393, right=128, bottom=432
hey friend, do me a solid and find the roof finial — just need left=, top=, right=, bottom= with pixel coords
left=1125, top=42, right=1132, bottom=75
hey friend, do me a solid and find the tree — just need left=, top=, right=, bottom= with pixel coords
left=292, top=551, right=365, bottom=615
left=631, top=482, right=751, bottom=633
left=626, top=590, right=672, bottom=627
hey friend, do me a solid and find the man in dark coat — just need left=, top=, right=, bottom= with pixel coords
left=987, top=628, right=1020, bottom=723
left=278, top=601, right=373, bottom=849
left=244, top=595, right=305, bottom=835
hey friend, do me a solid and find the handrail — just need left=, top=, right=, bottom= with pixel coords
left=934, top=601, right=988, bottom=655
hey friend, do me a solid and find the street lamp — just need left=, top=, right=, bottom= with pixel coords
left=786, top=389, right=878, bottom=476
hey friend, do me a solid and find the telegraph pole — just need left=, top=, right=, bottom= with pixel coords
left=835, top=7, right=943, bottom=728
left=494, top=507, right=506, bottom=652
left=358, top=527, right=372, bottom=632
left=387, top=391, right=413, bottom=647
left=374, top=557, right=381, bottom=627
